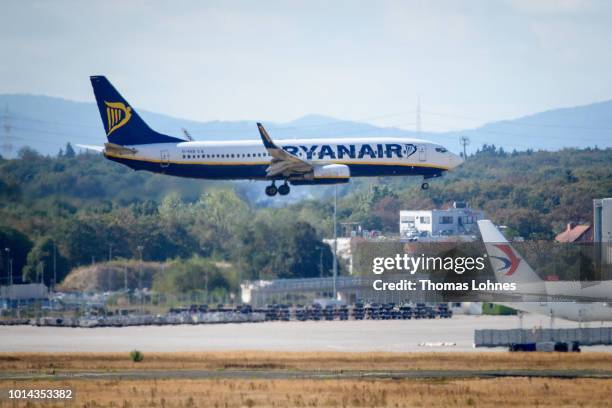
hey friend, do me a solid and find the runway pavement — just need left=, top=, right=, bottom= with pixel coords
left=1, top=315, right=611, bottom=352
left=3, top=369, right=612, bottom=381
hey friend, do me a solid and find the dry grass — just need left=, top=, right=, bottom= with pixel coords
left=1, top=377, right=611, bottom=407
left=1, top=351, right=612, bottom=372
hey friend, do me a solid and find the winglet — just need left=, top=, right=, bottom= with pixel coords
left=257, top=122, right=277, bottom=150
left=255, top=122, right=312, bottom=176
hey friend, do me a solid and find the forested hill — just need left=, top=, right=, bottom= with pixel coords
left=0, top=145, right=610, bottom=288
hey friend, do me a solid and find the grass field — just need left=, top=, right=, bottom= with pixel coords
left=1, top=351, right=612, bottom=372
left=1, top=352, right=612, bottom=407
left=2, top=378, right=611, bottom=407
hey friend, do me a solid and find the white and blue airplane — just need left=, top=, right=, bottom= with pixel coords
left=80, top=76, right=464, bottom=196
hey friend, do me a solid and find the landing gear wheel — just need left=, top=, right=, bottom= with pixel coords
left=265, top=184, right=278, bottom=196
left=278, top=183, right=290, bottom=196
left=421, top=182, right=429, bottom=190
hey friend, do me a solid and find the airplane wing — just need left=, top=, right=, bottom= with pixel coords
left=257, top=122, right=312, bottom=177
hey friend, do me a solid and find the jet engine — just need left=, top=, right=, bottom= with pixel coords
left=290, top=164, right=350, bottom=185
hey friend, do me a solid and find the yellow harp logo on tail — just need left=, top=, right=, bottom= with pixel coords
left=104, top=101, right=132, bottom=136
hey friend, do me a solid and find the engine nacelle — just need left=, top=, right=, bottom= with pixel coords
left=313, top=164, right=350, bottom=179
left=290, top=164, right=350, bottom=185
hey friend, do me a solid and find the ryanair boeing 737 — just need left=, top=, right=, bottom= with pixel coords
left=80, top=76, right=463, bottom=196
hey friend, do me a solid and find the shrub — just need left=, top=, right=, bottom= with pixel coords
left=130, top=350, right=144, bottom=362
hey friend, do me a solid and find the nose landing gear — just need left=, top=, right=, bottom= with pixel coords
left=421, top=182, right=429, bottom=190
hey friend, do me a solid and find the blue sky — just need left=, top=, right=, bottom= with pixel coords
left=1, top=0, right=611, bottom=131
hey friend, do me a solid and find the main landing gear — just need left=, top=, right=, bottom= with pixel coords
left=265, top=181, right=291, bottom=197
left=421, top=182, right=429, bottom=190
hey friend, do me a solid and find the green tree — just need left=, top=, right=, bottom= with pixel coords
left=235, top=218, right=332, bottom=280
left=191, top=189, right=249, bottom=256
left=22, top=237, right=69, bottom=286
left=64, top=142, right=76, bottom=158
left=277, top=221, right=333, bottom=279
left=153, top=256, right=237, bottom=295
left=0, top=227, right=33, bottom=284
left=60, top=219, right=104, bottom=266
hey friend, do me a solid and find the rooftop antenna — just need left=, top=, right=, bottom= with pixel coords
left=2, top=105, right=13, bottom=158
left=181, top=128, right=194, bottom=141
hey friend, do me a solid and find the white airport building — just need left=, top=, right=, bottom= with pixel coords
left=399, top=201, right=485, bottom=241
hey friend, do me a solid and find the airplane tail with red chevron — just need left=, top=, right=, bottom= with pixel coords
left=477, top=220, right=543, bottom=285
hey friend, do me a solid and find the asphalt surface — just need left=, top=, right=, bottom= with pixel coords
left=1, top=315, right=611, bottom=352
left=2, top=369, right=612, bottom=381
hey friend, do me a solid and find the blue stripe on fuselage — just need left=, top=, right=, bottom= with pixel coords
left=106, top=155, right=445, bottom=180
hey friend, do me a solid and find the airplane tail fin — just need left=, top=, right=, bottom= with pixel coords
left=90, top=76, right=183, bottom=146
left=477, top=220, right=542, bottom=284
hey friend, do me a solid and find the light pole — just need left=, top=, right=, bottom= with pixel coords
left=137, top=245, right=144, bottom=314
left=332, top=185, right=338, bottom=299
left=5, top=247, right=12, bottom=317
left=124, top=266, right=129, bottom=306
left=52, top=241, right=56, bottom=292
left=3, top=248, right=8, bottom=287
left=4, top=248, right=11, bottom=287
left=108, top=244, right=113, bottom=292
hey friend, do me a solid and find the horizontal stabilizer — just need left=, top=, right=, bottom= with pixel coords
left=104, top=142, right=137, bottom=156
left=75, top=144, right=104, bottom=153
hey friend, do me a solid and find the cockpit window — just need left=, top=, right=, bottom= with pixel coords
left=435, top=147, right=448, bottom=153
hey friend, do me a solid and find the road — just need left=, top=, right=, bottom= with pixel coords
left=1, top=315, right=611, bottom=352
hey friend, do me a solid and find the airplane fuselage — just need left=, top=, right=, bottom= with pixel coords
left=104, top=137, right=463, bottom=181
left=501, top=302, right=612, bottom=322
left=511, top=281, right=612, bottom=302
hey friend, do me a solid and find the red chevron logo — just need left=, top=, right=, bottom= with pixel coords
left=492, top=244, right=521, bottom=276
